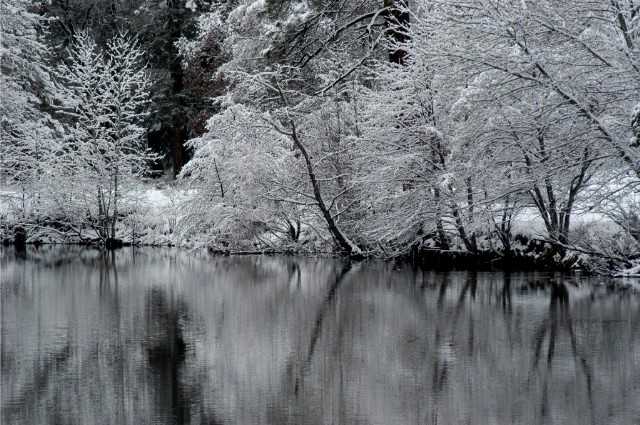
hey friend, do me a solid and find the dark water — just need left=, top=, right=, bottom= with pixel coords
left=2, top=247, right=640, bottom=425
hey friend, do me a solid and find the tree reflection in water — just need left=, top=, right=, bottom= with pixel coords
left=1, top=247, right=639, bottom=424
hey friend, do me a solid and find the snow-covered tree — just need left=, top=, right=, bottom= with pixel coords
left=54, top=30, right=152, bottom=242
left=176, top=0, right=391, bottom=254
left=425, top=0, right=640, bottom=180
left=178, top=103, right=306, bottom=247
left=173, top=0, right=638, bottom=260
left=0, top=0, right=57, bottom=221
left=344, top=0, right=634, bottom=254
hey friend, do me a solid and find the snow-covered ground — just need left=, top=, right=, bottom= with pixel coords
left=1, top=181, right=638, bottom=278
left=0, top=181, right=627, bottom=245
left=0, top=182, right=190, bottom=245
left=510, top=208, right=620, bottom=239
left=616, top=264, right=640, bottom=277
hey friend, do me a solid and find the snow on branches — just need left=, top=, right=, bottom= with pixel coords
left=53, top=30, right=153, bottom=241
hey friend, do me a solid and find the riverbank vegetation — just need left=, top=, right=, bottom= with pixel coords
left=1, top=0, right=639, bottom=274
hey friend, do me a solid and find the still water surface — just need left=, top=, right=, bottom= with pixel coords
left=1, top=247, right=640, bottom=425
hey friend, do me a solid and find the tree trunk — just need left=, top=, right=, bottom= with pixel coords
left=168, top=0, right=188, bottom=178
left=98, top=187, right=107, bottom=241
left=433, top=187, right=450, bottom=250
left=288, top=120, right=362, bottom=256
left=496, top=196, right=514, bottom=254
left=213, top=158, right=225, bottom=198
left=452, top=205, right=477, bottom=253
left=111, top=170, right=118, bottom=241
left=172, top=125, right=186, bottom=178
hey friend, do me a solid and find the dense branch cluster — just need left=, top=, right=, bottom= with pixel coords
left=2, top=17, right=151, bottom=243
left=173, top=0, right=639, bottom=263
left=1, top=0, right=639, bottom=268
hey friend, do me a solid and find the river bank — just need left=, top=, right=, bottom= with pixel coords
left=2, top=183, right=638, bottom=276
left=3, top=232, right=639, bottom=278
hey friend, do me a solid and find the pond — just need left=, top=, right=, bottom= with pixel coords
left=1, top=247, right=639, bottom=425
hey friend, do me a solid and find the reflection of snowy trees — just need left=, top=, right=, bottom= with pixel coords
left=2, top=252, right=640, bottom=424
